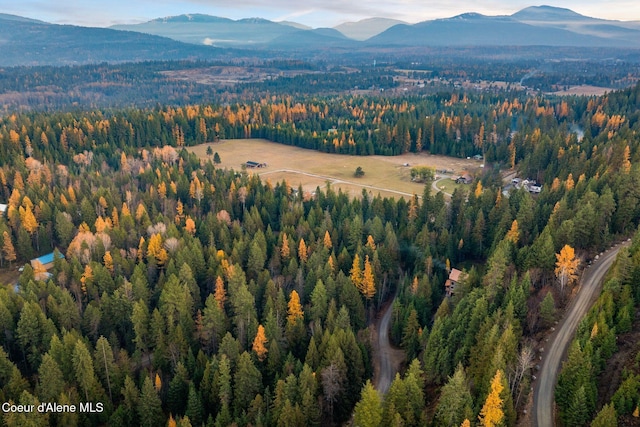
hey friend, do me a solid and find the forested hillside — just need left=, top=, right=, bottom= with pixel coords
left=0, top=83, right=639, bottom=426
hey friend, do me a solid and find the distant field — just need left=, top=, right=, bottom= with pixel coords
left=188, top=139, right=480, bottom=199
left=551, top=85, right=612, bottom=96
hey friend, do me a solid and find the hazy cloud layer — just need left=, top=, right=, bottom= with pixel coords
left=1, top=0, right=639, bottom=27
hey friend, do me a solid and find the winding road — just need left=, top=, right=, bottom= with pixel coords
left=374, top=295, right=405, bottom=394
left=533, top=243, right=628, bottom=426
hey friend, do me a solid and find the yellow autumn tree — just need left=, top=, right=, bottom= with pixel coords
left=622, top=145, right=631, bottom=173
left=103, top=251, right=114, bottom=273
left=252, top=324, right=268, bottom=361
left=505, top=220, right=519, bottom=244
left=168, top=414, right=177, bottom=427
left=366, top=235, right=376, bottom=250
left=350, top=254, right=363, bottom=291
left=565, top=173, right=575, bottom=191
left=475, top=181, right=483, bottom=198
left=214, top=276, right=226, bottom=308
left=461, top=420, right=471, bottom=427
left=287, top=290, right=304, bottom=325
left=2, top=231, right=17, bottom=266
left=147, top=233, right=168, bottom=268
left=20, top=205, right=38, bottom=235
left=323, top=230, right=332, bottom=249
left=361, top=255, right=376, bottom=300
left=185, top=217, right=196, bottom=235
left=281, top=233, right=290, bottom=259
left=555, top=244, right=579, bottom=294
left=298, top=238, right=308, bottom=263
left=155, top=373, right=162, bottom=392
left=478, top=370, right=504, bottom=427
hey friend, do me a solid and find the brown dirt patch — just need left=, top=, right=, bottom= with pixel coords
left=0, top=267, right=20, bottom=288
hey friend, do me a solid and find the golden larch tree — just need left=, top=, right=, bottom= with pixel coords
left=214, top=276, right=226, bottom=308
left=103, top=251, right=114, bottom=273
left=2, top=231, right=17, bottom=267
left=287, top=290, right=304, bottom=325
left=505, top=220, right=519, bottom=244
left=20, top=205, right=38, bottom=235
left=565, top=173, right=575, bottom=191
left=555, top=244, right=579, bottom=295
left=155, top=373, right=162, bottom=392
left=361, top=255, right=376, bottom=300
left=366, top=235, right=376, bottom=250
left=298, top=238, right=308, bottom=263
left=281, top=233, right=290, bottom=259
left=323, top=230, right=332, bottom=249
left=147, top=233, right=168, bottom=268
left=475, top=181, right=483, bottom=198
left=350, top=254, right=363, bottom=291
left=252, top=324, right=268, bottom=361
left=478, top=370, right=504, bottom=427
left=185, top=217, right=196, bottom=235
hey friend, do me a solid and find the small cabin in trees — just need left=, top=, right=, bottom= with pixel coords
left=245, top=161, right=267, bottom=168
left=455, top=173, right=473, bottom=184
left=445, top=268, right=466, bottom=297
left=0, top=203, right=7, bottom=214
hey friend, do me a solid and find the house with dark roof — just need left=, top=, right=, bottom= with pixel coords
left=245, top=161, right=267, bottom=168
left=455, top=173, right=473, bottom=184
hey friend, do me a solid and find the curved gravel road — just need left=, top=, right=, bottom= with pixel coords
left=374, top=296, right=405, bottom=394
left=534, top=243, right=627, bottom=426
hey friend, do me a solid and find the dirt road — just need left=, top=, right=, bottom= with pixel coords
left=533, top=243, right=627, bottom=426
left=374, top=296, right=405, bottom=394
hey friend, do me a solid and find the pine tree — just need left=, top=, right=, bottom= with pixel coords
left=591, top=403, right=617, bottom=427
left=435, top=364, right=473, bottom=426
left=139, top=376, right=163, bottom=427
left=478, top=370, right=504, bottom=427
left=185, top=383, right=203, bottom=426
left=252, top=324, right=268, bottom=361
left=354, top=380, right=382, bottom=427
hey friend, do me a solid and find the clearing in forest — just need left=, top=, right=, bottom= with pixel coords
left=189, top=139, right=482, bottom=199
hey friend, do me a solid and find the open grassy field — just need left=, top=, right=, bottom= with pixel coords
left=188, top=139, right=480, bottom=199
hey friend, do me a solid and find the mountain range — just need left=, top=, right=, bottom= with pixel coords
left=1, top=6, right=639, bottom=66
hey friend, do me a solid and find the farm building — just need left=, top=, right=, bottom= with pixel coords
left=445, top=268, right=467, bottom=297
left=245, top=161, right=267, bottom=168
left=30, top=251, right=65, bottom=270
left=455, top=173, right=473, bottom=184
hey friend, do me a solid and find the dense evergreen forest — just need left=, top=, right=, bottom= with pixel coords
left=1, top=80, right=640, bottom=426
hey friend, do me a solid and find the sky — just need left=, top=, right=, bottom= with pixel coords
left=1, top=0, right=639, bottom=28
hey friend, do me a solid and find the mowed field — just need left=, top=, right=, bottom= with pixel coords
left=188, top=139, right=481, bottom=199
